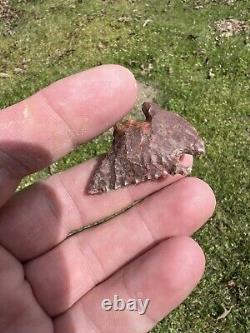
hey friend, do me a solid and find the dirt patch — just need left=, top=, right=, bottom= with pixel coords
left=215, top=19, right=249, bottom=37
left=190, top=0, right=238, bottom=10
left=0, top=0, right=18, bottom=22
left=127, top=81, right=159, bottom=121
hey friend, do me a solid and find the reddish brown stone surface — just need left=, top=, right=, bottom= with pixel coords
left=88, top=102, right=205, bottom=194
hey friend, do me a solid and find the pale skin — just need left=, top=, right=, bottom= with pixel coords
left=0, top=65, right=216, bottom=333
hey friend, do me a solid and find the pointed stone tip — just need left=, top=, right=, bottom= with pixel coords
left=194, top=140, right=205, bottom=156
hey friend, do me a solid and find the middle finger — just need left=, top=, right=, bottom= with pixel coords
left=0, top=155, right=193, bottom=261
left=25, top=176, right=215, bottom=316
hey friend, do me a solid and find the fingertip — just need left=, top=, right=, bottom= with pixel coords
left=103, top=64, right=138, bottom=93
left=95, top=64, right=138, bottom=116
left=187, top=177, right=217, bottom=218
left=165, top=177, right=216, bottom=234
left=175, top=236, right=206, bottom=278
left=159, top=236, right=205, bottom=289
left=122, top=236, right=206, bottom=325
left=40, top=64, right=138, bottom=141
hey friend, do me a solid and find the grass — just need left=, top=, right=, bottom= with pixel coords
left=0, top=0, right=249, bottom=332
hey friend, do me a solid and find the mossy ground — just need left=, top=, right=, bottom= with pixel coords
left=0, top=1, right=249, bottom=332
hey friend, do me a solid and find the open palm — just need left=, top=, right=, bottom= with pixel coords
left=0, top=65, right=215, bottom=333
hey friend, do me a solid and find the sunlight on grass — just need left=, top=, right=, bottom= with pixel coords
left=0, top=1, right=249, bottom=332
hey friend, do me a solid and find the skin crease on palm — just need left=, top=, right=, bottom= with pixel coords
left=0, top=65, right=216, bottom=333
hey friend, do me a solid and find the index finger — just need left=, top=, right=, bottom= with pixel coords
left=0, top=65, right=137, bottom=205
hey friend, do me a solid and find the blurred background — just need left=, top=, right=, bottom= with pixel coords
left=0, top=1, right=249, bottom=332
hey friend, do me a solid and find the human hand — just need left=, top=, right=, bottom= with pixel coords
left=0, top=65, right=216, bottom=333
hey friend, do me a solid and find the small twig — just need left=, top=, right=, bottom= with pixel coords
left=67, top=199, right=142, bottom=237
left=143, top=19, right=152, bottom=27
left=216, top=305, right=233, bottom=320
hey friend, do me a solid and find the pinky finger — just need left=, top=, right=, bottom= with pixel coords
left=54, top=236, right=205, bottom=333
